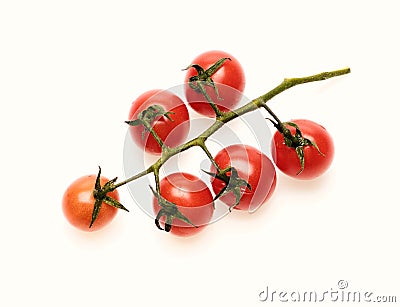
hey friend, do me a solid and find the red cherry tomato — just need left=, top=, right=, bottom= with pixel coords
left=152, top=173, right=214, bottom=237
left=127, top=89, right=190, bottom=154
left=184, top=50, right=245, bottom=117
left=210, top=144, right=276, bottom=212
left=62, top=174, right=119, bottom=232
left=271, top=119, right=334, bottom=180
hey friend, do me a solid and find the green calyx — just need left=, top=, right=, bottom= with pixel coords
left=149, top=185, right=198, bottom=233
left=125, top=104, right=174, bottom=144
left=183, top=57, right=231, bottom=97
left=183, top=57, right=231, bottom=118
left=272, top=120, right=325, bottom=175
left=90, top=166, right=129, bottom=228
left=203, top=166, right=251, bottom=211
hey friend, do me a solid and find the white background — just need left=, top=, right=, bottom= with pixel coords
left=1, top=0, right=399, bottom=306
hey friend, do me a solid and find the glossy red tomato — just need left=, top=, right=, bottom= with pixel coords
left=184, top=50, right=245, bottom=117
left=210, top=144, right=276, bottom=212
left=271, top=119, right=334, bottom=180
left=152, top=173, right=214, bottom=237
left=62, top=174, right=119, bottom=232
left=127, top=89, right=190, bottom=154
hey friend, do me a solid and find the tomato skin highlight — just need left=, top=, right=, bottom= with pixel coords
left=62, top=175, right=119, bottom=232
left=184, top=50, right=245, bottom=117
left=152, top=173, right=214, bottom=237
left=210, top=144, right=277, bottom=212
left=271, top=119, right=335, bottom=180
left=127, top=89, right=190, bottom=155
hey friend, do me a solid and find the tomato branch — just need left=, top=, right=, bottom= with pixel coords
left=102, top=67, right=350, bottom=230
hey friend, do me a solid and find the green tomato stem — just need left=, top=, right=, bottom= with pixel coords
left=142, top=121, right=165, bottom=149
left=197, top=138, right=221, bottom=172
left=197, top=81, right=224, bottom=118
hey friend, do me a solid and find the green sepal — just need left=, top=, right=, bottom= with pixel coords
left=207, top=78, right=221, bottom=100
left=125, top=105, right=174, bottom=140
left=155, top=209, right=167, bottom=231
left=202, top=167, right=231, bottom=184
left=90, top=198, right=103, bottom=228
left=281, top=121, right=326, bottom=175
left=206, top=57, right=231, bottom=76
left=124, top=119, right=142, bottom=126
left=164, top=215, right=173, bottom=233
left=140, top=105, right=174, bottom=123
left=183, top=63, right=205, bottom=75
left=89, top=166, right=129, bottom=228
left=185, top=67, right=220, bottom=98
left=94, top=166, right=102, bottom=191
left=284, top=121, right=303, bottom=138
left=183, top=57, right=231, bottom=100
left=304, top=137, right=325, bottom=156
left=90, top=166, right=104, bottom=228
left=102, top=176, right=118, bottom=191
left=203, top=167, right=251, bottom=211
left=295, top=146, right=305, bottom=175
left=103, top=195, right=129, bottom=212
left=150, top=185, right=198, bottom=232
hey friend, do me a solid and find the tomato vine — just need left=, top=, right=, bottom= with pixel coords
left=62, top=53, right=350, bottom=234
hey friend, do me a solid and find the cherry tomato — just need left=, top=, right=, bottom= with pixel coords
left=62, top=174, right=119, bottom=232
left=152, top=173, right=214, bottom=237
left=271, top=119, right=334, bottom=180
left=127, top=89, right=190, bottom=154
left=184, top=50, right=245, bottom=117
left=210, top=144, right=276, bottom=212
